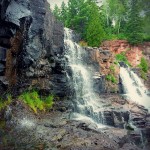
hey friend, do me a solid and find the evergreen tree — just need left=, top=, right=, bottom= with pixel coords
left=53, top=4, right=61, bottom=20
left=67, top=0, right=79, bottom=28
left=85, top=1, right=105, bottom=47
left=103, top=0, right=128, bottom=34
left=60, top=1, right=68, bottom=26
left=126, top=0, right=143, bottom=45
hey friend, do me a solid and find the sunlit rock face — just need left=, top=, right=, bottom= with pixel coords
left=85, top=47, right=120, bottom=94
left=101, top=40, right=144, bottom=67
left=101, top=40, right=150, bottom=90
left=0, top=0, right=68, bottom=97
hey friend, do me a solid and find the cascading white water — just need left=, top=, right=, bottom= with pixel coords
left=64, top=28, right=103, bottom=123
left=120, top=67, right=150, bottom=110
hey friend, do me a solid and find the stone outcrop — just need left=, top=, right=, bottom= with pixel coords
left=85, top=47, right=120, bottom=93
left=0, top=0, right=68, bottom=97
left=101, top=40, right=145, bottom=67
left=1, top=94, right=149, bottom=149
left=101, top=40, right=150, bottom=90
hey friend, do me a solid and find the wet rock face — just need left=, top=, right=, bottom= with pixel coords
left=1, top=98, right=149, bottom=150
left=0, top=0, right=68, bottom=97
left=86, top=47, right=120, bottom=94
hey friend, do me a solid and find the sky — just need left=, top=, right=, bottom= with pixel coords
left=47, top=0, right=68, bottom=9
left=47, top=0, right=104, bottom=9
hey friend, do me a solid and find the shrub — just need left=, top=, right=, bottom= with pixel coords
left=79, top=40, right=88, bottom=47
left=106, top=74, right=117, bottom=83
left=140, top=70, right=147, bottom=80
left=110, top=65, right=115, bottom=73
left=138, top=57, right=149, bottom=73
left=143, top=34, right=150, bottom=42
left=105, top=34, right=118, bottom=40
left=115, top=52, right=131, bottom=66
left=19, top=91, right=54, bottom=113
left=117, top=33, right=127, bottom=40
left=105, top=33, right=127, bottom=41
left=0, top=95, right=12, bottom=111
left=44, top=95, right=54, bottom=109
left=126, top=0, right=143, bottom=45
left=114, top=61, right=118, bottom=65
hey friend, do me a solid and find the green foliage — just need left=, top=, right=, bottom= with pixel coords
left=85, top=18, right=105, bottom=47
left=143, top=34, right=150, bottom=42
left=53, top=4, right=61, bottom=20
left=53, top=0, right=105, bottom=47
left=79, top=40, right=88, bottom=47
left=44, top=95, right=54, bottom=109
left=0, top=95, right=12, bottom=111
left=117, top=33, right=127, bottom=40
left=140, top=70, right=147, bottom=80
left=52, top=0, right=148, bottom=45
left=109, top=65, right=115, bottom=73
left=19, top=91, right=54, bottom=113
left=102, top=0, right=148, bottom=42
left=106, top=74, right=117, bottom=83
left=85, top=1, right=105, bottom=47
left=115, top=52, right=131, bottom=66
left=65, top=0, right=88, bottom=33
left=114, top=61, right=118, bottom=65
left=59, top=1, right=68, bottom=25
left=101, top=0, right=128, bottom=40
left=138, top=57, right=149, bottom=73
left=126, top=0, right=143, bottom=45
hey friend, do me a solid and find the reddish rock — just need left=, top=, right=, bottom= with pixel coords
left=101, top=40, right=150, bottom=67
left=86, top=47, right=120, bottom=93
left=101, top=40, right=129, bottom=54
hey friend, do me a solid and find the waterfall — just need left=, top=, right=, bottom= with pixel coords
left=120, top=67, right=150, bottom=110
left=64, top=28, right=103, bottom=125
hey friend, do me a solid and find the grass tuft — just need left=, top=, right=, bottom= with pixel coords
left=0, top=94, right=12, bottom=111
left=19, top=91, right=54, bottom=114
left=115, top=52, right=131, bottom=66
left=106, top=74, right=117, bottom=83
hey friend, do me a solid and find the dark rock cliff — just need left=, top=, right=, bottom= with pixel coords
left=85, top=47, right=120, bottom=94
left=0, top=0, right=68, bottom=97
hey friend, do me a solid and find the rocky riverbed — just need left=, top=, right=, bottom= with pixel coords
left=0, top=94, right=150, bottom=150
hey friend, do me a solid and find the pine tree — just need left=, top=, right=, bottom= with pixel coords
left=85, top=1, right=105, bottom=47
left=53, top=4, right=61, bottom=20
left=53, top=0, right=106, bottom=47
left=126, top=0, right=143, bottom=45
left=60, top=1, right=68, bottom=26
left=67, top=0, right=79, bottom=28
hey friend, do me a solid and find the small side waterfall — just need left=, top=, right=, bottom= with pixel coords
left=64, top=28, right=103, bottom=124
left=120, top=67, right=150, bottom=110
left=64, top=27, right=150, bottom=134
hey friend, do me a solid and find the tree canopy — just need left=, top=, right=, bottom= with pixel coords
left=52, top=0, right=149, bottom=46
left=126, top=0, right=143, bottom=45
